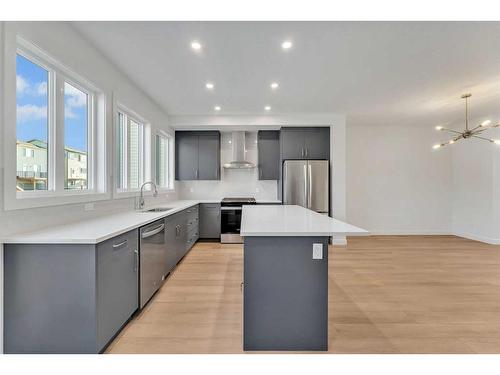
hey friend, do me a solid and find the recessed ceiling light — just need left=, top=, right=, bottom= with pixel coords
left=281, top=40, right=293, bottom=50
left=270, top=82, right=279, bottom=89
left=214, top=106, right=221, bottom=111
left=264, top=106, right=271, bottom=111
left=206, top=82, right=214, bottom=90
left=191, top=41, right=202, bottom=51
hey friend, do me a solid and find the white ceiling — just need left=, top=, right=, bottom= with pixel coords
left=72, top=21, right=500, bottom=127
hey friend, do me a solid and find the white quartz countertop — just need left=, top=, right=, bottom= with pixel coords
left=240, top=205, right=369, bottom=237
left=2, top=200, right=212, bottom=245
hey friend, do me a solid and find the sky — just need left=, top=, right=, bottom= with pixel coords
left=16, top=54, right=88, bottom=152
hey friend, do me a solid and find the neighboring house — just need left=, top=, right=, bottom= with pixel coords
left=64, top=146, right=88, bottom=190
left=16, top=139, right=87, bottom=191
left=16, top=140, right=48, bottom=191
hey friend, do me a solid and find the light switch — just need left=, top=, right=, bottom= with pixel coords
left=313, top=243, right=323, bottom=259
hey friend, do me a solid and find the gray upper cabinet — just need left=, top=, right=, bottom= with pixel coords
left=199, top=203, right=221, bottom=239
left=198, top=133, right=221, bottom=180
left=176, top=134, right=198, bottom=180
left=258, top=130, right=280, bottom=180
left=304, top=128, right=330, bottom=159
left=280, top=127, right=330, bottom=160
left=281, top=128, right=305, bottom=160
left=175, top=131, right=221, bottom=180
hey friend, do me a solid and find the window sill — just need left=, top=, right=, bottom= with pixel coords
left=113, top=188, right=175, bottom=200
left=5, top=191, right=111, bottom=211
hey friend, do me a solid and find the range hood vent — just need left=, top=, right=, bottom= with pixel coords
left=223, top=132, right=256, bottom=169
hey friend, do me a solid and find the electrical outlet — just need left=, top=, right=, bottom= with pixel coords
left=190, top=187, right=194, bottom=193
left=84, top=203, right=94, bottom=211
left=256, top=187, right=260, bottom=193
left=312, top=243, right=323, bottom=259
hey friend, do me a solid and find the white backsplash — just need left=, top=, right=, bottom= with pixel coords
left=177, top=132, right=278, bottom=200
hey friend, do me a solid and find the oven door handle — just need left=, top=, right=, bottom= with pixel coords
left=220, top=207, right=242, bottom=211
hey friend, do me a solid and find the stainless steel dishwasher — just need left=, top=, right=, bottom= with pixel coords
left=139, top=219, right=166, bottom=309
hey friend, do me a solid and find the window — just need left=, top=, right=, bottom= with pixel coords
left=129, top=120, right=143, bottom=189
left=16, top=54, right=49, bottom=191
left=64, top=81, right=89, bottom=190
left=116, top=108, right=147, bottom=191
left=11, top=38, right=103, bottom=206
left=155, top=133, right=172, bottom=189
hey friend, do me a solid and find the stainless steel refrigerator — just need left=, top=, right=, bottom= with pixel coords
left=283, top=160, right=329, bottom=214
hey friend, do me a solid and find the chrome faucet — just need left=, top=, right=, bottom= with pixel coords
left=137, top=181, right=159, bottom=209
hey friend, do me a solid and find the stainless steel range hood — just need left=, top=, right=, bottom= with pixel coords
left=223, top=132, right=255, bottom=169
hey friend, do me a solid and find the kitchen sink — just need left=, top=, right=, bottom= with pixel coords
left=143, top=207, right=173, bottom=212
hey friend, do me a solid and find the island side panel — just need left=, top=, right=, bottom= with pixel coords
left=4, top=244, right=97, bottom=353
left=243, top=236, right=328, bottom=351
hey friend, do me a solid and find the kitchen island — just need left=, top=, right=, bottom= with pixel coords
left=240, top=205, right=368, bottom=351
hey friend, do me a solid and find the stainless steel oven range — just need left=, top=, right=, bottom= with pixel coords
left=220, top=197, right=256, bottom=243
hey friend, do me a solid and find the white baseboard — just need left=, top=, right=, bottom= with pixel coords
left=331, top=237, right=347, bottom=246
left=346, top=230, right=500, bottom=245
left=452, top=231, right=500, bottom=245
left=367, top=230, right=451, bottom=236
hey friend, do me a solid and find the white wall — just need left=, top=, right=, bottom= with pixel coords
left=346, top=123, right=452, bottom=234
left=451, top=127, right=500, bottom=244
left=0, top=21, right=176, bottom=352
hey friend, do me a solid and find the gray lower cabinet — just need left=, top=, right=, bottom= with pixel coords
left=244, top=236, right=328, bottom=351
left=4, top=229, right=139, bottom=354
left=175, top=131, right=221, bottom=181
left=165, top=205, right=199, bottom=266
left=258, top=130, right=280, bottom=180
left=186, top=205, right=200, bottom=250
left=164, top=216, right=180, bottom=275
left=280, top=127, right=330, bottom=160
left=199, top=203, right=221, bottom=239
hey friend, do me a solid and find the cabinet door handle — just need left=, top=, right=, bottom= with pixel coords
left=195, top=169, right=199, bottom=179
left=305, top=148, right=308, bottom=158
left=134, top=249, right=139, bottom=273
left=112, top=239, right=128, bottom=249
left=301, top=147, right=304, bottom=157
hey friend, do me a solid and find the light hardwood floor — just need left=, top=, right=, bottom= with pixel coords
left=106, top=236, right=500, bottom=354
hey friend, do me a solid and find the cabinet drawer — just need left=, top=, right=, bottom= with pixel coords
left=186, top=233, right=198, bottom=250
left=187, top=217, right=199, bottom=233
left=98, top=230, right=137, bottom=256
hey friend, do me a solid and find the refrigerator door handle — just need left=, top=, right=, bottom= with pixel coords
left=308, top=163, right=312, bottom=208
left=304, top=163, right=308, bottom=208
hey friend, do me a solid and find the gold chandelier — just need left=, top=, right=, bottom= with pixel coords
left=433, top=93, right=500, bottom=149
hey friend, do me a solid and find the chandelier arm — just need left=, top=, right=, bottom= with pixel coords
left=465, top=95, right=469, bottom=131
left=470, top=125, right=486, bottom=132
left=441, top=128, right=463, bottom=135
left=471, top=127, right=488, bottom=135
left=472, top=135, right=494, bottom=143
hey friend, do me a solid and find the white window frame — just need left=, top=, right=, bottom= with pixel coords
left=3, top=36, right=108, bottom=210
left=114, top=103, right=151, bottom=196
left=155, top=130, right=174, bottom=191
left=61, top=78, right=95, bottom=193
